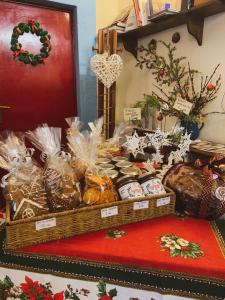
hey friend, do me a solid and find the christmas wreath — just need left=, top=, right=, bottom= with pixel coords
left=10, top=20, right=51, bottom=66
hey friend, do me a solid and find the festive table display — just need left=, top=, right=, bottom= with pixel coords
left=1, top=118, right=225, bottom=251
left=0, top=117, right=225, bottom=299
left=0, top=119, right=180, bottom=250
left=3, top=2, right=225, bottom=299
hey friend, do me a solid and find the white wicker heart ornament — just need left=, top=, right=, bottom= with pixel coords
left=90, top=53, right=123, bottom=88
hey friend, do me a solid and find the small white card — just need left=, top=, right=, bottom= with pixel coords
left=35, top=218, right=56, bottom=231
left=133, top=200, right=149, bottom=210
left=101, top=206, right=118, bottom=218
left=124, top=108, right=141, bottom=121
left=157, top=197, right=170, bottom=207
left=173, top=98, right=193, bottom=115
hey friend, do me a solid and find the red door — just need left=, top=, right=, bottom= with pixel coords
left=0, top=0, right=77, bottom=132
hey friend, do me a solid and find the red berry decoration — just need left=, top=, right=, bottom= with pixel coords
left=157, top=112, right=163, bottom=121
left=207, top=83, right=215, bottom=92
left=159, top=68, right=165, bottom=77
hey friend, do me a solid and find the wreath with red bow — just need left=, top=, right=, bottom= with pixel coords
left=10, top=20, right=51, bottom=66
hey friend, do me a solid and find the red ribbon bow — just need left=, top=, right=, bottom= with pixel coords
left=28, top=19, right=37, bottom=33
left=13, top=49, right=28, bottom=58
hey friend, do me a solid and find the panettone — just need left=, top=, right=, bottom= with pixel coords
left=163, top=162, right=225, bottom=220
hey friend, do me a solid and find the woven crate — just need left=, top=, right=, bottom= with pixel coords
left=5, top=187, right=175, bottom=249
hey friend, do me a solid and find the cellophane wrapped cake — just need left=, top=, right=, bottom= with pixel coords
left=163, top=157, right=225, bottom=220
left=0, top=132, right=49, bottom=220
left=26, top=125, right=81, bottom=212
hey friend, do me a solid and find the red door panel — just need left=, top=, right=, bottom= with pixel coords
left=0, top=1, right=77, bottom=132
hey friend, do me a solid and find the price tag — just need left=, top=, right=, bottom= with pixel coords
left=173, top=98, right=193, bottom=115
left=157, top=197, right=170, bottom=207
left=35, top=218, right=56, bottom=231
left=133, top=200, right=149, bottom=210
left=124, top=108, right=141, bottom=121
left=101, top=206, right=118, bottom=218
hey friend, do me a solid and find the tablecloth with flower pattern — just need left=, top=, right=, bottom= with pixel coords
left=0, top=209, right=224, bottom=300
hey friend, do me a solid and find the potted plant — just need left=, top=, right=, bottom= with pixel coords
left=135, top=40, right=223, bottom=139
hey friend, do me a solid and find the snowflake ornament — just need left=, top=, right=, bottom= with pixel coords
left=168, top=131, right=191, bottom=165
left=180, top=132, right=192, bottom=151
left=152, top=149, right=164, bottom=164
left=168, top=150, right=184, bottom=166
left=145, top=128, right=170, bottom=165
left=146, top=128, right=170, bottom=149
left=122, top=131, right=146, bottom=158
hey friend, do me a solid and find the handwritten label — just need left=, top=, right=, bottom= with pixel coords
left=133, top=200, right=149, bottom=210
left=101, top=206, right=118, bottom=218
left=35, top=218, right=56, bottom=231
left=124, top=108, right=141, bottom=121
left=157, top=197, right=170, bottom=207
left=173, top=98, right=193, bottom=115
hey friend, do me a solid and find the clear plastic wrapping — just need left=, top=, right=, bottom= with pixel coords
left=66, top=120, right=117, bottom=205
left=99, top=123, right=131, bottom=157
left=26, top=124, right=81, bottom=212
left=0, top=132, right=49, bottom=220
left=163, top=161, right=225, bottom=220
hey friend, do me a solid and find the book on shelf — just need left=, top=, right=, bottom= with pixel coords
left=151, top=0, right=182, bottom=14
left=125, top=8, right=138, bottom=32
left=104, top=5, right=132, bottom=33
left=148, top=8, right=178, bottom=22
left=133, top=0, right=142, bottom=27
left=138, top=0, right=149, bottom=26
left=107, top=21, right=126, bottom=33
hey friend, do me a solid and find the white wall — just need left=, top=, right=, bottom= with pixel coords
left=96, top=0, right=132, bottom=30
left=117, top=12, right=225, bottom=143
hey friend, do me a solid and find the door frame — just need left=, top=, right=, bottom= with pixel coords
left=1, top=0, right=80, bottom=115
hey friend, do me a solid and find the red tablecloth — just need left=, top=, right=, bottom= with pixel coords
left=18, top=215, right=225, bottom=280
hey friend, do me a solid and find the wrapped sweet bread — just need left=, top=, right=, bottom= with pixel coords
left=83, top=173, right=116, bottom=205
left=66, top=116, right=107, bottom=178
left=26, top=125, right=81, bottom=212
left=66, top=117, right=88, bottom=181
left=163, top=157, right=225, bottom=220
left=99, top=123, right=130, bottom=157
left=0, top=132, right=49, bottom=220
left=67, top=124, right=117, bottom=205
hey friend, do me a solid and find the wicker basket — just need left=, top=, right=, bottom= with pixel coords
left=5, top=187, right=175, bottom=249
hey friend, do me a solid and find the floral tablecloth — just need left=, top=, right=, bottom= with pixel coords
left=0, top=267, right=197, bottom=300
left=0, top=210, right=224, bottom=300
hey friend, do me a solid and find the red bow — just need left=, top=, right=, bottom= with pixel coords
left=13, top=49, right=28, bottom=58
left=28, top=19, right=38, bottom=33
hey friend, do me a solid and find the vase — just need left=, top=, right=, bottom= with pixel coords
left=180, top=119, right=203, bottom=140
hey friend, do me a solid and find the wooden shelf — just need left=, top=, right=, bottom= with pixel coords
left=119, top=0, right=225, bottom=58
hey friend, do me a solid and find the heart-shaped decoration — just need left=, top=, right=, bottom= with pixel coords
left=90, top=53, right=123, bottom=88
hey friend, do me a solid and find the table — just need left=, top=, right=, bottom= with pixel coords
left=0, top=212, right=224, bottom=300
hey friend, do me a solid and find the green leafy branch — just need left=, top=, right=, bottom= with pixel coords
left=136, top=40, right=223, bottom=123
